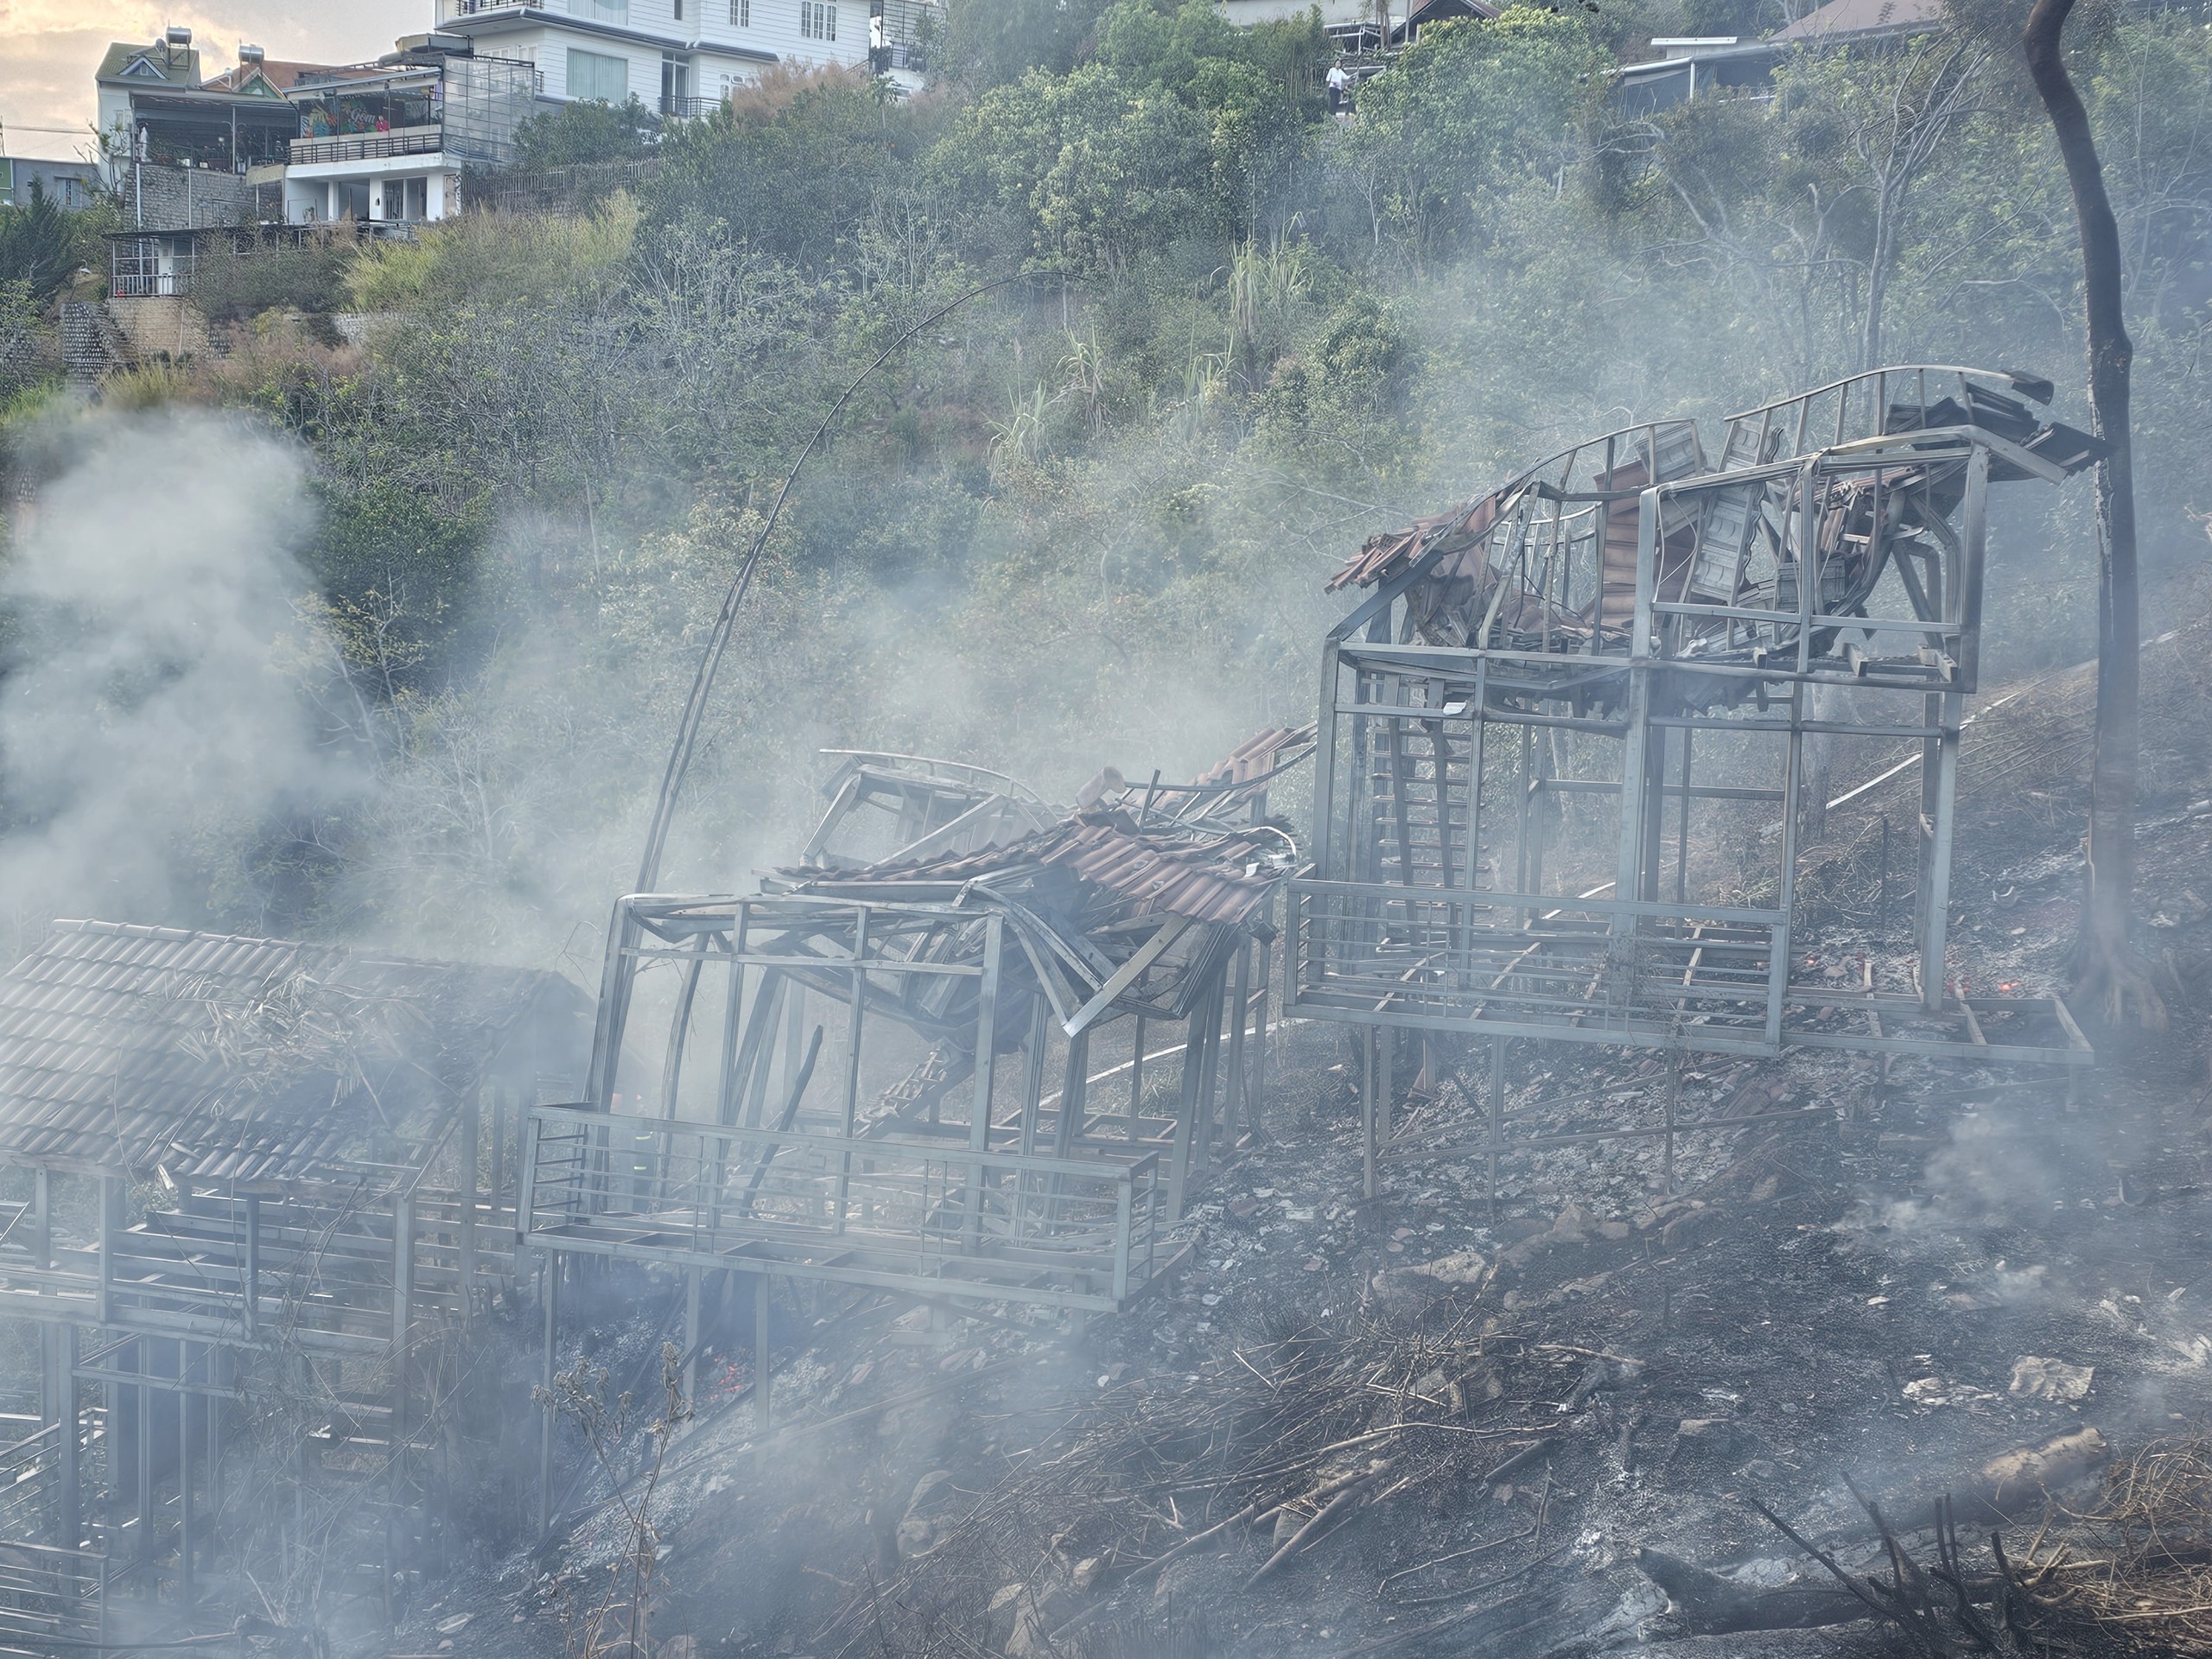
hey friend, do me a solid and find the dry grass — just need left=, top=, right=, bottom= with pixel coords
left=2014, top=1434, right=2212, bottom=1655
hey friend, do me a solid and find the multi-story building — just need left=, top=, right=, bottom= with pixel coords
left=432, top=0, right=941, bottom=108
left=276, top=45, right=536, bottom=225
left=85, top=1, right=940, bottom=309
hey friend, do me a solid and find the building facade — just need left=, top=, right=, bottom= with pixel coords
left=433, top=0, right=942, bottom=106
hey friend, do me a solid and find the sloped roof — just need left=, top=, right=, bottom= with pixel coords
left=1772, top=0, right=1943, bottom=41
left=97, top=42, right=200, bottom=86
left=0, top=920, right=589, bottom=1182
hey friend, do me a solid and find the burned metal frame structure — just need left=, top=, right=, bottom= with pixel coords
left=518, top=742, right=1313, bottom=1506
left=0, top=922, right=588, bottom=1642
left=1293, top=366, right=2099, bottom=1179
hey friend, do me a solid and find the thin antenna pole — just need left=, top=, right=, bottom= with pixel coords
left=633, top=272, right=1021, bottom=893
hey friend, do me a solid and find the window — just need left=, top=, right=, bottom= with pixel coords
left=570, top=0, right=628, bottom=21
left=800, top=0, right=836, bottom=40
left=730, top=0, right=748, bottom=20
left=673, top=0, right=683, bottom=16
left=567, top=48, right=629, bottom=103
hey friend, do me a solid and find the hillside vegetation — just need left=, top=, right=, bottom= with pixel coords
left=1, top=0, right=2209, bottom=968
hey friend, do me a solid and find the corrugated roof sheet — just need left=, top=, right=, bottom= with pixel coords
left=1185, top=725, right=1315, bottom=791
left=0, top=920, right=586, bottom=1181
left=1771, top=0, right=1942, bottom=41
left=1329, top=492, right=1505, bottom=593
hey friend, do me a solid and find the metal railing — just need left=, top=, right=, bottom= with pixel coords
left=290, top=125, right=444, bottom=166
left=0, top=1541, right=104, bottom=1656
left=660, top=94, right=721, bottom=118
left=1292, top=878, right=1789, bottom=1050
left=0, top=1187, right=508, bottom=1358
left=524, top=1104, right=1168, bottom=1312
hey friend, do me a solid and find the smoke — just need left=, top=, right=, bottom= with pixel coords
left=0, top=412, right=349, bottom=957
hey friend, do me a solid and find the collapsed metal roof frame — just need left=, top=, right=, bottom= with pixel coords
left=1294, top=367, right=2098, bottom=1128
left=523, top=760, right=1305, bottom=1529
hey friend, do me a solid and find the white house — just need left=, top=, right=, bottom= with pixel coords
left=431, top=0, right=943, bottom=110
left=277, top=45, right=535, bottom=226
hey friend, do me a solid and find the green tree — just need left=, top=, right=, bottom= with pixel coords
left=1344, top=8, right=1609, bottom=270
left=645, top=68, right=914, bottom=273
left=0, top=180, right=82, bottom=302
left=938, top=0, right=1115, bottom=89
left=514, top=94, right=662, bottom=170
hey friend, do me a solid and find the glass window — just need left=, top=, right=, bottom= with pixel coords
left=567, top=48, right=630, bottom=104
left=801, top=1, right=837, bottom=40
left=571, top=0, right=629, bottom=22
left=730, top=0, right=748, bottom=20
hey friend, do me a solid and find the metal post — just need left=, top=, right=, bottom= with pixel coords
left=1223, top=942, right=1251, bottom=1148
left=205, top=1353, right=220, bottom=1547
left=1921, top=689, right=1963, bottom=1011
left=460, top=1096, right=480, bottom=1319
left=1018, top=997, right=1048, bottom=1158
left=58, top=1327, right=77, bottom=1554
left=1376, top=1023, right=1392, bottom=1149
left=1674, top=727, right=1694, bottom=905
left=683, top=1269, right=702, bottom=1409
left=833, top=909, right=868, bottom=1233
left=1193, top=973, right=1225, bottom=1172
left=536, top=1260, right=558, bottom=1536
left=1250, top=932, right=1274, bottom=1129
left=178, top=1342, right=193, bottom=1599
left=1167, top=1007, right=1205, bottom=1220
left=1127, top=1014, right=1146, bottom=1141
left=1052, top=1030, right=1090, bottom=1160
left=1362, top=1027, right=1378, bottom=1203
left=1486, top=1039, right=1504, bottom=1213
left=963, top=916, right=1003, bottom=1245
left=242, top=1195, right=260, bottom=1344
left=135, top=1344, right=149, bottom=1569
left=1047, top=1029, right=1090, bottom=1235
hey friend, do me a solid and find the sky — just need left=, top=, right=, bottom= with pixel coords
left=0, top=0, right=419, bottom=158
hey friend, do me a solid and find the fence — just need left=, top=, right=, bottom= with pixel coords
left=524, top=1104, right=1169, bottom=1313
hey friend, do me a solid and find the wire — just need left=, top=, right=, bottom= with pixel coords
left=632, top=273, right=1025, bottom=894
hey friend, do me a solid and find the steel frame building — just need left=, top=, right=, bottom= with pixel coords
left=515, top=741, right=1313, bottom=1519
left=1291, top=367, right=2101, bottom=1107
left=0, top=922, right=589, bottom=1645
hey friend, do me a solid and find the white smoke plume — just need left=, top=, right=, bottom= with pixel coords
left=0, top=412, right=347, bottom=957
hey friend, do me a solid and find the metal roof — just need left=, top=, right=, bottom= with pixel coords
left=0, top=920, right=589, bottom=1182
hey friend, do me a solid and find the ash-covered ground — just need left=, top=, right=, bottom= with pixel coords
left=395, top=632, right=2212, bottom=1659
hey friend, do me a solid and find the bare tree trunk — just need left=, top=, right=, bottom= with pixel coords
left=2024, top=0, right=2164, bottom=1028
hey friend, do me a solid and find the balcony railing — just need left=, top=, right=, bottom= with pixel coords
left=446, top=0, right=543, bottom=14
left=289, top=124, right=444, bottom=166
left=660, top=94, right=721, bottom=118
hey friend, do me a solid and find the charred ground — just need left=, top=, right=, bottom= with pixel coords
left=390, top=632, right=2212, bottom=1659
